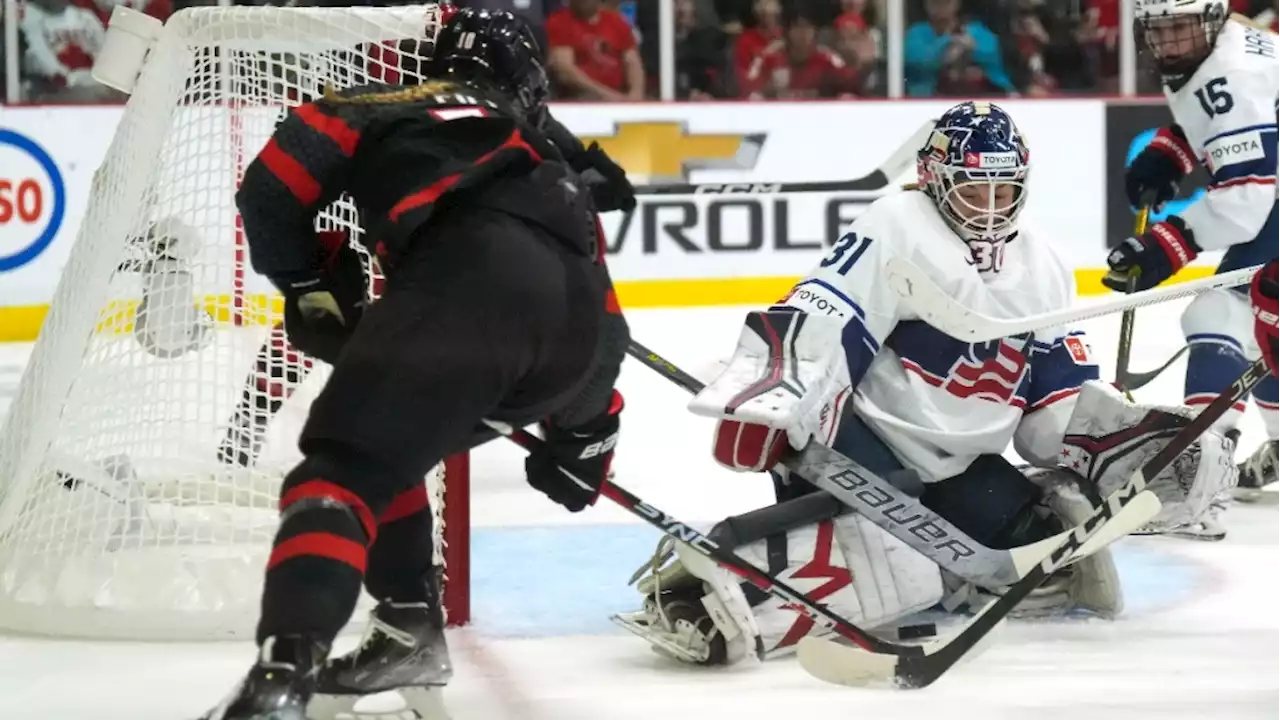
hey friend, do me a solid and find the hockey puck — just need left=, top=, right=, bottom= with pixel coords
left=896, top=623, right=937, bottom=640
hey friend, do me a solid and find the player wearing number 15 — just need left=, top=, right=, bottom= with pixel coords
left=1107, top=0, right=1278, bottom=501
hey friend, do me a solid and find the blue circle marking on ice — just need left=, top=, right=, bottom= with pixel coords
left=1126, top=128, right=1206, bottom=223
left=0, top=128, right=67, bottom=272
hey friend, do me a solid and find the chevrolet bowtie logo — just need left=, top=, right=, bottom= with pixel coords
left=580, top=122, right=765, bottom=184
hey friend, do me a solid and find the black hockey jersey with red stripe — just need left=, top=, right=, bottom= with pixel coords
left=236, top=79, right=598, bottom=281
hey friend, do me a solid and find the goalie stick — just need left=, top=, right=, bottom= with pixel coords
left=626, top=339, right=1132, bottom=588
left=619, top=339, right=1161, bottom=687
left=795, top=355, right=1273, bottom=688
left=885, top=257, right=1263, bottom=343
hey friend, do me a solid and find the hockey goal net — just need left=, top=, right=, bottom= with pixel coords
left=0, top=4, right=470, bottom=640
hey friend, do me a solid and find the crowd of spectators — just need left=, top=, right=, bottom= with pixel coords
left=2, top=0, right=1276, bottom=102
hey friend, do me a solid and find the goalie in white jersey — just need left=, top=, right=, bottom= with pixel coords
left=613, top=102, right=1235, bottom=666
left=1105, top=0, right=1278, bottom=509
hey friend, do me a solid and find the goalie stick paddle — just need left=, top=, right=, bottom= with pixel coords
left=625, top=337, right=1126, bottom=588
left=622, top=338, right=1165, bottom=688
left=885, top=258, right=1263, bottom=344
left=482, top=420, right=907, bottom=660
left=796, top=355, right=1272, bottom=689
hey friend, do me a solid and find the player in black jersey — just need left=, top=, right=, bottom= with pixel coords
left=201, top=9, right=629, bottom=720
left=214, top=7, right=635, bottom=471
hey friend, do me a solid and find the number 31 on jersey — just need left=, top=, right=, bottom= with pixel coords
left=820, top=232, right=874, bottom=275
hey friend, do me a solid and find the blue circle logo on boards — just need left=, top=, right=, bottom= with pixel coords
left=0, top=128, right=67, bottom=272
left=1126, top=128, right=1206, bottom=223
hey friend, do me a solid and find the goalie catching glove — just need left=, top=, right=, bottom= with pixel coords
left=525, top=390, right=623, bottom=512
left=271, top=230, right=368, bottom=364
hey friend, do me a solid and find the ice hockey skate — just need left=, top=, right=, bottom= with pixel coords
left=200, top=635, right=328, bottom=720
left=307, top=596, right=454, bottom=720
left=1233, top=439, right=1278, bottom=503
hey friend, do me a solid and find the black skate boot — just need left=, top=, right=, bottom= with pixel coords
left=1233, top=439, right=1278, bottom=503
left=200, top=635, right=328, bottom=720
left=309, top=591, right=453, bottom=720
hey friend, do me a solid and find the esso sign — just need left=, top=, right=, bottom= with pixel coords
left=0, top=129, right=65, bottom=272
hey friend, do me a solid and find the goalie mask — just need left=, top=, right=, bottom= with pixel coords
left=1135, top=0, right=1227, bottom=80
left=917, top=101, right=1031, bottom=253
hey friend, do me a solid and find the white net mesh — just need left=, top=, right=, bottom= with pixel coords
left=0, top=5, right=468, bottom=640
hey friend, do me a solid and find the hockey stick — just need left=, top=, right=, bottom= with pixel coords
left=624, top=335, right=1167, bottom=681
left=625, top=339, right=1135, bottom=588
left=1114, top=207, right=1148, bottom=401
left=1112, top=204, right=1190, bottom=393
left=1119, top=345, right=1189, bottom=391
left=483, top=420, right=905, bottom=659
left=628, top=119, right=933, bottom=197
left=885, top=257, right=1262, bottom=344
left=795, top=355, right=1271, bottom=688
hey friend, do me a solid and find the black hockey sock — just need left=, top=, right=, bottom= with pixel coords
left=218, top=323, right=314, bottom=467
left=257, top=461, right=378, bottom=646
left=365, top=483, right=438, bottom=604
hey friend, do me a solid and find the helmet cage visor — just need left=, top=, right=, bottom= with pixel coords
left=925, top=164, right=1029, bottom=241
left=1137, top=9, right=1223, bottom=75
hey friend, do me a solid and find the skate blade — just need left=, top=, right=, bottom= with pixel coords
left=307, top=686, right=449, bottom=720
left=1134, top=526, right=1227, bottom=542
left=609, top=612, right=707, bottom=664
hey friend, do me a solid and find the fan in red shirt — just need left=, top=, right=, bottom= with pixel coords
left=734, top=0, right=783, bottom=92
left=546, top=0, right=645, bottom=100
left=742, top=11, right=853, bottom=99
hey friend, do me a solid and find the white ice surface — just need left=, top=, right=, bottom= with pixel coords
left=0, top=301, right=1275, bottom=720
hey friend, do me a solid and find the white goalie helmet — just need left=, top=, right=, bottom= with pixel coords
left=1134, top=0, right=1228, bottom=77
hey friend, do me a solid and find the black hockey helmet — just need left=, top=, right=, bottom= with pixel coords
left=431, top=8, right=550, bottom=128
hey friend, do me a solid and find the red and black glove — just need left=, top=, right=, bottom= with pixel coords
left=525, top=390, right=623, bottom=512
left=1252, top=260, right=1278, bottom=377
left=273, top=230, right=368, bottom=364
left=1125, top=124, right=1196, bottom=212
left=1103, top=216, right=1200, bottom=292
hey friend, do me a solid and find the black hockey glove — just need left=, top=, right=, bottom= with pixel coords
left=274, top=231, right=367, bottom=364
left=572, top=142, right=636, bottom=213
left=525, top=390, right=623, bottom=512
left=1125, top=124, right=1196, bottom=212
left=1103, top=216, right=1200, bottom=293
